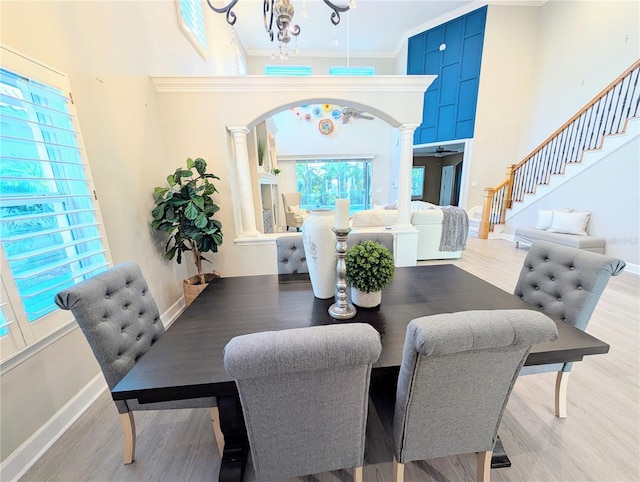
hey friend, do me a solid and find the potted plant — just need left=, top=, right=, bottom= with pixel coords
left=345, top=240, right=395, bottom=308
left=151, top=157, right=223, bottom=305
left=257, top=139, right=266, bottom=168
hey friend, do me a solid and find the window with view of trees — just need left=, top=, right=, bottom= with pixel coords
left=0, top=47, right=111, bottom=362
left=296, top=159, right=372, bottom=214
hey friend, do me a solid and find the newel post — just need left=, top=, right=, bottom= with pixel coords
left=479, top=188, right=494, bottom=240
left=505, top=164, right=516, bottom=211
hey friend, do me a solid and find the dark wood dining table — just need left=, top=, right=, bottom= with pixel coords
left=111, top=264, right=609, bottom=482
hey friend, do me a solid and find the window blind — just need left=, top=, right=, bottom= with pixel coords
left=178, top=0, right=208, bottom=57
left=0, top=68, right=108, bottom=323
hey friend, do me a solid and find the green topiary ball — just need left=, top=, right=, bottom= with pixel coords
left=345, top=240, right=395, bottom=293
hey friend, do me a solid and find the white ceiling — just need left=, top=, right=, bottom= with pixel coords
left=212, top=0, right=479, bottom=58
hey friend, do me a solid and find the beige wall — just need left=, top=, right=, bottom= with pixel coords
left=467, top=5, right=540, bottom=208
left=469, top=1, right=640, bottom=208
left=520, top=0, right=640, bottom=153
left=0, top=0, right=239, bottom=460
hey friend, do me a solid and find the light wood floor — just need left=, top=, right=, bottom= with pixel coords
left=21, top=238, right=639, bottom=482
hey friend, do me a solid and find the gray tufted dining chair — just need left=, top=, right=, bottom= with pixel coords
left=275, top=235, right=308, bottom=274
left=514, top=240, right=625, bottom=417
left=54, top=262, right=224, bottom=464
left=392, top=310, right=558, bottom=482
left=223, top=323, right=382, bottom=482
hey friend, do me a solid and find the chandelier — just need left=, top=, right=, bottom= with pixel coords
left=206, top=0, right=353, bottom=57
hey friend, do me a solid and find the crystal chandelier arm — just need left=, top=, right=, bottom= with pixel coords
left=206, top=0, right=238, bottom=26
left=323, top=0, right=350, bottom=26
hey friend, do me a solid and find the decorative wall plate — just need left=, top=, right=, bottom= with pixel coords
left=318, top=118, right=334, bottom=135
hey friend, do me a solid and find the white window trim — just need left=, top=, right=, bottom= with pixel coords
left=176, top=0, right=208, bottom=61
left=0, top=45, right=113, bottom=365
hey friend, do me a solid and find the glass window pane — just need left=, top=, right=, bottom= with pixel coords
left=0, top=67, right=108, bottom=324
left=296, top=159, right=371, bottom=214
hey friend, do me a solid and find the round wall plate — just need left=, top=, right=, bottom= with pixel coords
left=318, top=118, right=334, bottom=135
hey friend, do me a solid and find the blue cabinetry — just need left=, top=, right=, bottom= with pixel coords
left=408, top=6, right=487, bottom=145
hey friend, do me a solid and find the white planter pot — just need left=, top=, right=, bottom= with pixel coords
left=302, top=209, right=337, bottom=299
left=351, top=287, right=382, bottom=308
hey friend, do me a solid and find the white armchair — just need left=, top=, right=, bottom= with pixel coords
left=282, top=192, right=308, bottom=231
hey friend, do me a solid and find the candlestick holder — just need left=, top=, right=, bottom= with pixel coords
left=328, top=227, right=357, bottom=320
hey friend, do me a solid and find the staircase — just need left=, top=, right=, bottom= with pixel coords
left=479, top=59, right=640, bottom=239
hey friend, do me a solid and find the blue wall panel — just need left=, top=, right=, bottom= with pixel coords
left=408, top=6, right=487, bottom=145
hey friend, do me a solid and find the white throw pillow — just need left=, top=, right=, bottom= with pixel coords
left=535, top=208, right=573, bottom=230
left=548, top=210, right=591, bottom=236
left=373, top=203, right=386, bottom=210
left=535, top=210, right=554, bottom=230
left=287, top=204, right=301, bottom=215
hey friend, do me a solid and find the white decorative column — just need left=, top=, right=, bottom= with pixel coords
left=397, top=123, right=420, bottom=227
left=228, top=126, right=260, bottom=237
left=392, top=123, right=420, bottom=267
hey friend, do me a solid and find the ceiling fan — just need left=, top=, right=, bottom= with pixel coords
left=432, top=146, right=458, bottom=157
left=341, top=107, right=375, bottom=124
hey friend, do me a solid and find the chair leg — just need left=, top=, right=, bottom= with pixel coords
left=555, top=371, right=570, bottom=418
left=476, top=450, right=491, bottom=482
left=353, top=465, right=363, bottom=482
left=210, top=407, right=225, bottom=455
left=119, top=412, right=136, bottom=464
left=393, top=456, right=404, bottom=482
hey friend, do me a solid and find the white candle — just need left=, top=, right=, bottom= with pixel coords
left=334, top=199, right=350, bottom=230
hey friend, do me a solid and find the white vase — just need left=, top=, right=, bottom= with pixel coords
left=351, top=287, right=382, bottom=308
left=302, top=209, right=337, bottom=299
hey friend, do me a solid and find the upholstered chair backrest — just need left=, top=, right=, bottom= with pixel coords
left=347, top=232, right=394, bottom=255
left=282, top=192, right=302, bottom=210
left=224, top=323, right=382, bottom=481
left=514, top=241, right=625, bottom=331
left=54, top=262, right=164, bottom=390
left=276, top=234, right=308, bottom=274
left=393, top=309, right=557, bottom=464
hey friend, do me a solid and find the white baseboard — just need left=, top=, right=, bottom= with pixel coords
left=0, top=303, right=186, bottom=482
left=0, top=374, right=107, bottom=482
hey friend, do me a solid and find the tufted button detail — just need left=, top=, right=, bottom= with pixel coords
left=577, top=285, right=583, bottom=290
left=529, top=267, right=534, bottom=272
left=520, top=295, right=524, bottom=300
left=545, top=258, right=549, bottom=262
left=550, top=277, right=555, bottom=281
left=534, top=286, right=539, bottom=290
left=123, top=304, right=129, bottom=310
left=562, top=317, right=567, bottom=321
left=136, top=334, right=142, bottom=341
left=292, top=246, right=296, bottom=251
left=538, top=305, right=544, bottom=309
left=570, top=266, right=575, bottom=270
left=557, top=297, right=562, bottom=301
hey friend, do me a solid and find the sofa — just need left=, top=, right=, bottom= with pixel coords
left=350, top=202, right=468, bottom=261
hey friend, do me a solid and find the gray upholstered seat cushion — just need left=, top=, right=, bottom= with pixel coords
left=224, top=323, right=381, bottom=481
left=515, top=227, right=606, bottom=253
left=276, top=235, right=308, bottom=274
left=55, top=262, right=216, bottom=413
left=393, top=309, right=557, bottom=464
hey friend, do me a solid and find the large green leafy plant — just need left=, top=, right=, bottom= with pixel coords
left=345, top=240, right=395, bottom=293
left=151, top=157, right=223, bottom=285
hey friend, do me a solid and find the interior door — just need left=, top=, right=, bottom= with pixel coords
left=439, top=165, right=454, bottom=205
